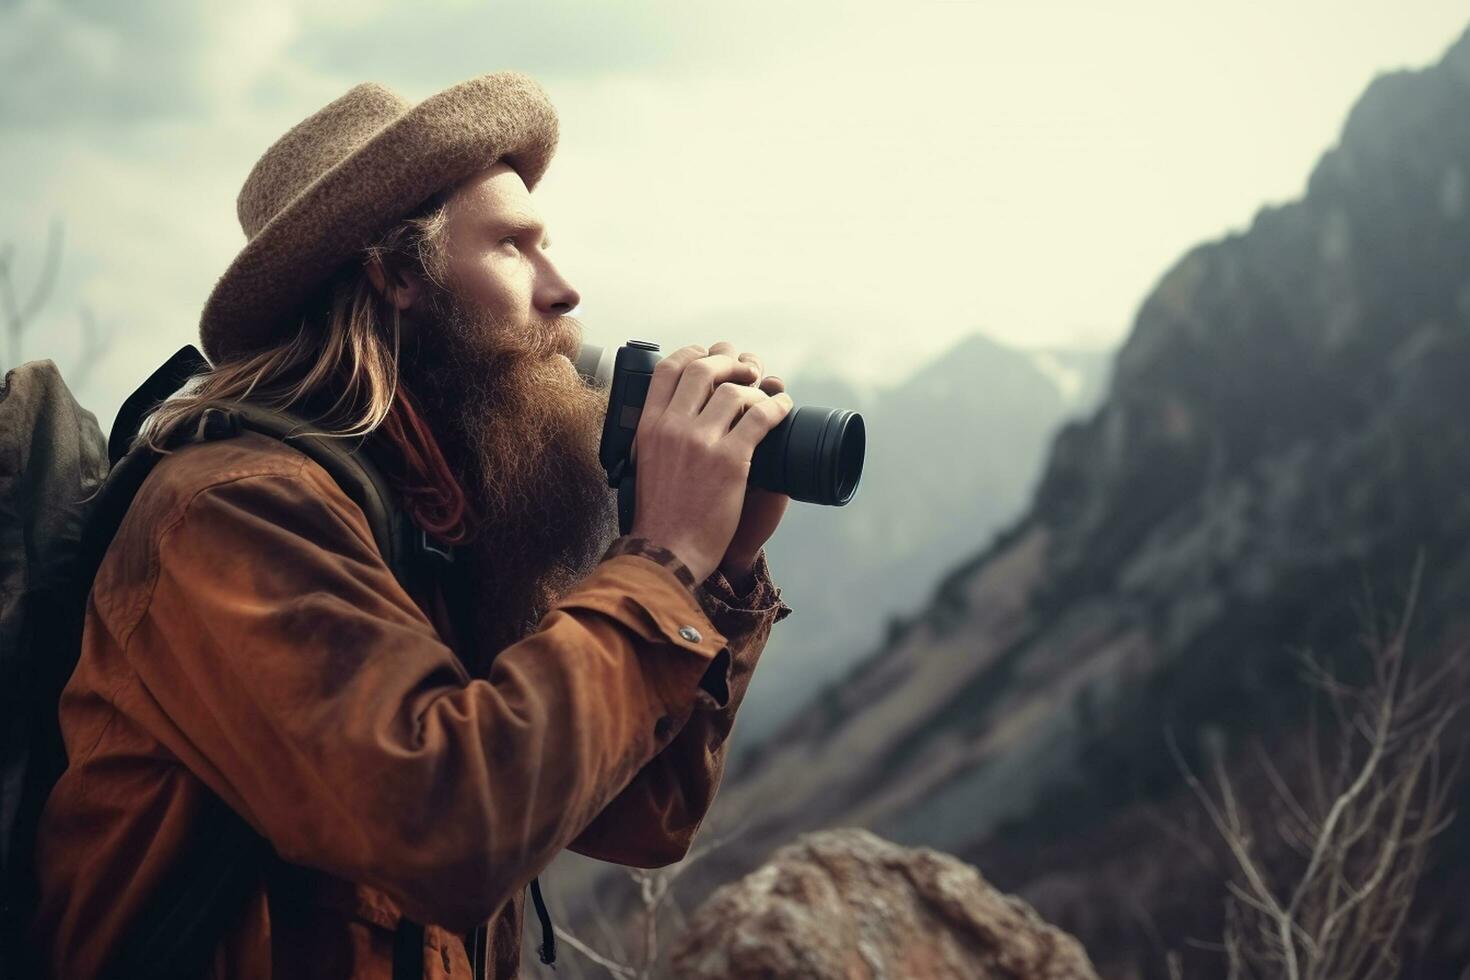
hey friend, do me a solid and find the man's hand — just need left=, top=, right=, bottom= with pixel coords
left=627, top=340, right=793, bottom=584
left=718, top=354, right=790, bottom=592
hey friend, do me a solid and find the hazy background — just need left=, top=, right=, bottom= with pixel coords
left=3, top=0, right=1466, bottom=418
left=10, top=4, right=1470, bottom=978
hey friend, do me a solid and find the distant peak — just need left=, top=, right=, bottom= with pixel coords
left=1448, top=22, right=1470, bottom=72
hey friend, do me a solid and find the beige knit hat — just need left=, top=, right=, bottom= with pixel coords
left=199, top=71, right=559, bottom=363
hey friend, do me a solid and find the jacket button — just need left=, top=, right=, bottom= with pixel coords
left=654, top=715, right=673, bottom=740
left=677, top=625, right=702, bottom=643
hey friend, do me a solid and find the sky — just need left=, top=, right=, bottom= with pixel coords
left=3, top=0, right=1468, bottom=425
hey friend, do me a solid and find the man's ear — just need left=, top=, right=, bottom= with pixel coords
left=365, top=257, right=424, bottom=312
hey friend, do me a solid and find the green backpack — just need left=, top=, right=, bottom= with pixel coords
left=0, top=346, right=557, bottom=979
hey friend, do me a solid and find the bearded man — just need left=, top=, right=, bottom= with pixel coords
left=31, top=73, right=793, bottom=979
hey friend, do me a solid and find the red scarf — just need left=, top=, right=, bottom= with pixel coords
left=376, top=384, right=476, bottom=545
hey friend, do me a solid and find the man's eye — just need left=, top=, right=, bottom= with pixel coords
left=499, top=236, right=518, bottom=249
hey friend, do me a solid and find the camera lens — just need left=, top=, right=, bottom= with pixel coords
left=750, top=405, right=865, bottom=506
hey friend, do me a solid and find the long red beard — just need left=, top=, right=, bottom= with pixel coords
left=392, top=286, right=619, bottom=673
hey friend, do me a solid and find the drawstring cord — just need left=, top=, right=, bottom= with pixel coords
left=530, top=876, right=557, bottom=966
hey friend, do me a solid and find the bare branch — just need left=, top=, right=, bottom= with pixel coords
left=1, top=219, right=65, bottom=368
left=552, top=925, right=639, bottom=980
left=600, top=814, right=755, bottom=976
left=17, top=220, right=65, bottom=327
left=1180, top=558, right=1463, bottom=980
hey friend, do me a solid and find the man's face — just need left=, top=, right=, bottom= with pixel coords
left=429, top=161, right=583, bottom=368
left=395, top=162, right=619, bottom=667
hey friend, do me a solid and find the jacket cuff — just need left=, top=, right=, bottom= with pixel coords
left=697, top=548, right=793, bottom=623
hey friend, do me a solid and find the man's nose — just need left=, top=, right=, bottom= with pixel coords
left=536, top=260, right=581, bottom=316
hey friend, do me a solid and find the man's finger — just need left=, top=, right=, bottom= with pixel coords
left=666, top=353, right=758, bottom=416
left=737, top=352, right=764, bottom=387
left=758, top=374, right=785, bottom=396
left=699, top=381, right=771, bottom=435
left=711, top=341, right=762, bottom=389
left=639, top=344, right=708, bottom=433
left=727, top=392, right=794, bottom=455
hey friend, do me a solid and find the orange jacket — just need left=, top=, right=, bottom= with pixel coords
left=32, top=431, right=790, bottom=978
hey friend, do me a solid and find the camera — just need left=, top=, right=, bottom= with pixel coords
left=575, top=340, right=866, bottom=534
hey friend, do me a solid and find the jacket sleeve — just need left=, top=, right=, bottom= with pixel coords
left=567, top=538, right=792, bottom=867
left=114, top=456, right=735, bottom=932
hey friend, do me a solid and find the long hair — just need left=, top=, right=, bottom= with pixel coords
left=138, top=192, right=476, bottom=542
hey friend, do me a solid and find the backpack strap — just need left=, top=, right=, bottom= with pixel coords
left=82, top=401, right=455, bottom=623
left=179, top=403, right=419, bottom=582
left=107, top=346, right=209, bottom=467
left=101, top=343, right=452, bottom=590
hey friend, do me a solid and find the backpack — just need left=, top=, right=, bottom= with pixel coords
left=0, top=346, right=557, bottom=979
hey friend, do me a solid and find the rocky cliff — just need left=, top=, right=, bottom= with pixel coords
left=692, top=24, right=1470, bottom=979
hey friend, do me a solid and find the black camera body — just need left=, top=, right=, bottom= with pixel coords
left=576, top=340, right=866, bottom=534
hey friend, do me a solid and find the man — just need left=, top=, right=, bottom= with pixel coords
left=32, top=72, right=793, bottom=978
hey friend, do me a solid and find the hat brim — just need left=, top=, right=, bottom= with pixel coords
left=200, top=72, right=559, bottom=363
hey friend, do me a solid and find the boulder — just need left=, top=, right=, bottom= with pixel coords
left=668, top=828, right=1099, bottom=980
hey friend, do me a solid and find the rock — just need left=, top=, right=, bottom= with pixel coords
left=668, top=828, right=1099, bottom=980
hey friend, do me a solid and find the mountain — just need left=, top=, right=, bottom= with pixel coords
left=678, top=24, right=1470, bottom=979
left=739, top=334, right=1110, bottom=742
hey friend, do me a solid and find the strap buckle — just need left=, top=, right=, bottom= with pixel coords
left=417, top=527, right=455, bottom=563
left=163, top=406, right=240, bottom=450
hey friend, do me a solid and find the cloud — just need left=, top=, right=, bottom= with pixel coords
left=286, top=1, right=680, bottom=84
left=0, top=0, right=304, bottom=126
left=280, top=0, right=851, bottom=89
left=0, top=0, right=825, bottom=131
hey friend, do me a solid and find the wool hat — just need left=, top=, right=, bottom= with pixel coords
left=199, top=72, right=559, bottom=363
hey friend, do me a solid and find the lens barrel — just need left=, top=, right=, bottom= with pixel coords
left=749, top=405, right=865, bottom=505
